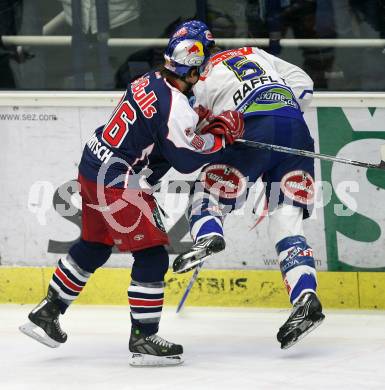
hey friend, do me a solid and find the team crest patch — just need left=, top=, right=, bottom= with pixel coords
left=280, top=170, right=315, bottom=205
left=185, top=127, right=193, bottom=136
left=202, top=164, right=246, bottom=199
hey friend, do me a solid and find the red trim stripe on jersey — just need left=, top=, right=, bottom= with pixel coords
left=210, top=47, right=253, bottom=66
left=200, top=47, right=254, bottom=81
left=206, top=134, right=224, bottom=154
left=129, top=298, right=164, bottom=307
left=55, top=267, right=83, bottom=292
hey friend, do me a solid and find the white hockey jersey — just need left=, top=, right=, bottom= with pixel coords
left=193, top=47, right=313, bottom=119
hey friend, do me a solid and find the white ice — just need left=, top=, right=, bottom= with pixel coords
left=1, top=305, right=385, bottom=390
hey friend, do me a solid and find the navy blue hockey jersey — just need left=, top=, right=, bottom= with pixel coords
left=79, top=71, right=223, bottom=188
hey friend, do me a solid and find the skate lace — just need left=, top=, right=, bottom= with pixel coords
left=195, top=237, right=214, bottom=249
left=146, top=334, right=172, bottom=348
left=53, top=318, right=65, bottom=336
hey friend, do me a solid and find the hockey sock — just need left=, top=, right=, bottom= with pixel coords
left=68, top=239, right=112, bottom=273
left=189, top=184, right=225, bottom=242
left=128, top=280, right=165, bottom=336
left=276, top=235, right=317, bottom=304
left=190, top=215, right=224, bottom=243
left=49, top=255, right=91, bottom=313
left=47, top=240, right=113, bottom=313
left=129, top=246, right=169, bottom=335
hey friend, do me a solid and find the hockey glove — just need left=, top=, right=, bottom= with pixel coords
left=200, top=110, right=244, bottom=145
left=194, top=105, right=215, bottom=133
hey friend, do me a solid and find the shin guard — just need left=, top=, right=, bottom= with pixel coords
left=276, top=235, right=317, bottom=304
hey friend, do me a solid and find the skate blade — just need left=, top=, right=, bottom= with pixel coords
left=174, top=257, right=206, bottom=274
left=129, top=353, right=184, bottom=367
left=19, top=321, right=60, bottom=348
left=281, top=313, right=325, bottom=350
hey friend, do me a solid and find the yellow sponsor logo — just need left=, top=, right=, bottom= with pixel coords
left=187, top=41, right=204, bottom=56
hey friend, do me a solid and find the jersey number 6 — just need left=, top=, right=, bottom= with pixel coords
left=102, top=100, right=137, bottom=148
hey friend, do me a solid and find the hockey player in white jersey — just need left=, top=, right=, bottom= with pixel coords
left=173, top=46, right=325, bottom=349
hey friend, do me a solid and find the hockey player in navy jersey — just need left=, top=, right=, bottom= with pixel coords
left=19, top=21, right=244, bottom=366
left=173, top=46, right=325, bottom=349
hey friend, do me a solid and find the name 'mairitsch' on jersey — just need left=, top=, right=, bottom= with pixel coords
left=79, top=71, right=223, bottom=188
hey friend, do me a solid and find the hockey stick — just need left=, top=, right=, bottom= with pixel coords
left=176, top=263, right=203, bottom=313
left=235, top=139, right=385, bottom=171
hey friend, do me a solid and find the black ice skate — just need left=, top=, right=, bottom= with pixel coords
left=173, top=235, right=225, bottom=273
left=19, top=287, right=67, bottom=348
left=129, top=328, right=183, bottom=366
left=277, top=292, right=325, bottom=349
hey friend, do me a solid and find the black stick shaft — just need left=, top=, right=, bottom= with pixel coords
left=235, top=139, right=385, bottom=171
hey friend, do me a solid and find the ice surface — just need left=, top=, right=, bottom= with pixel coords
left=1, top=305, right=385, bottom=390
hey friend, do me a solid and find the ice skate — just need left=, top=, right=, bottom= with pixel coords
left=277, top=292, right=325, bottom=349
left=129, top=328, right=183, bottom=366
left=19, top=287, right=67, bottom=348
left=173, top=235, right=225, bottom=273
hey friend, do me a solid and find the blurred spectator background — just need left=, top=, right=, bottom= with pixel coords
left=0, top=0, right=384, bottom=91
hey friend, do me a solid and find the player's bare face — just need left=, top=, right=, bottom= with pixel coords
left=187, top=71, right=199, bottom=84
left=184, top=69, right=200, bottom=92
